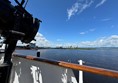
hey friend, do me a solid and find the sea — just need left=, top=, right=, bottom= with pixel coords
left=15, top=47, right=118, bottom=83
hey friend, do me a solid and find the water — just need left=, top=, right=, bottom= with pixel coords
left=15, top=48, right=118, bottom=83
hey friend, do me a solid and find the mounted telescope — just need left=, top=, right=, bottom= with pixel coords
left=0, top=0, right=41, bottom=83
left=0, top=0, right=41, bottom=43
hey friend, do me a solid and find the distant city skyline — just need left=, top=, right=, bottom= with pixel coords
left=10, top=0, right=118, bottom=47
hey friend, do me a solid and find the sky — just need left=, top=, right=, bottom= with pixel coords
left=10, top=0, right=118, bottom=47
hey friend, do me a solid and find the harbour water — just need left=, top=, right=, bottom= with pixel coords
left=15, top=48, right=118, bottom=83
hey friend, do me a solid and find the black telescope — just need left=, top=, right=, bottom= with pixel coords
left=0, top=0, right=41, bottom=83
left=0, top=0, right=41, bottom=43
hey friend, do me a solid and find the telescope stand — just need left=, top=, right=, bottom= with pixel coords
left=0, top=40, right=17, bottom=83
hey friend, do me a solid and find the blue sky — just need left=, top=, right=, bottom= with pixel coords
left=11, top=0, right=118, bottom=47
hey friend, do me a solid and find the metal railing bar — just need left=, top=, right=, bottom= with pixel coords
left=13, top=53, right=118, bottom=79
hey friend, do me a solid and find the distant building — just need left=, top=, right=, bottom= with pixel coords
left=16, top=40, right=36, bottom=49
left=29, top=43, right=36, bottom=48
left=28, top=40, right=36, bottom=48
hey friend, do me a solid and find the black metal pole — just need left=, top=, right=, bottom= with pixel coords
left=0, top=40, right=17, bottom=83
left=4, top=40, right=17, bottom=63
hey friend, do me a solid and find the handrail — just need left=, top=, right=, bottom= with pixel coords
left=13, top=53, right=118, bottom=79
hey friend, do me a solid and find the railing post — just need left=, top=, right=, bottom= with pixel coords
left=78, top=60, right=83, bottom=83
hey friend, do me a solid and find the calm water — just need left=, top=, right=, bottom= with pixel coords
left=15, top=48, right=118, bottom=83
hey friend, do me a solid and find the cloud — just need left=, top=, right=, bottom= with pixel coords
left=89, top=28, right=95, bottom=32
left=80, top=28, right=95, bottom=35
left=67, top=0, right=94, bottom=20
left=54, top=35, right=118, bottom=47
left=78, top=35, right=118, bottom=47
left=95, top=0, right=107, bottom=8
left=101, top=18, right=111, bottom=21
left=17, top=32, right=51, bottom=47
left=17, top=41, right=27, bottom=46
left=56, top=39, right=63, bottom=42
left=67, top=2, right=79, bottom=20
left=40, top=35, right=118, bottom=47
left=78, top=0, right=94, bottom=14
left=111, top=25, right=115, bottom=28
left=35, top=32, right=50, bottom=47
left=17, top=34, right=118, bottom=47
left=80, top=32, right=87, bottom=35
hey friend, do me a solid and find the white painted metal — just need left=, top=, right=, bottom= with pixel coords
left=78, top=60, right=83, bottom=83
left=0, top=44, right=5, bottom=52
left=9, top=56, right=78, bottom=83
left=0, top=55, right=4, bottom=64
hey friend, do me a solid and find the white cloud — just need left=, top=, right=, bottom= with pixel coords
left=95, top=0, right=107, bottom=8
left=35, top=32, right=50, bottom=47
left=80, top=31, right=87, bottom=35
left=54, top=35, right=118, bottom=47
left=111, top=25, right=115, bottom=28
left=89, top=28, right=95, bottom=32
left=67, top=0, right=94, bottom=20
left=17, top=41, right=27, bottom=46
left=78, top=0, right=93, bottom=14
left=17, top=32, right=50, bottom=47
left=80, top=28, right=95, bottom=35
left=67, top=2, right=79, bottom=20
left=101, top=18, right=111, bottom=21
left=78, top=35, right=118, bottom=47
left=17, top=34, right=118, bottom=47
left=56, top=39, right=63, bottom=42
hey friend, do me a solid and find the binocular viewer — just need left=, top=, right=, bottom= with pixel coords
left=0, top=0, right=41, bottom=43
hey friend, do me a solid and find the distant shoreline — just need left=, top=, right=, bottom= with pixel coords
left=16, top=47, right=97, bottom=50
left=16, top=46, right=118, bottom=50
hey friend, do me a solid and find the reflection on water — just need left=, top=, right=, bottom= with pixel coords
left=15, top=48, right=118, bottom=83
